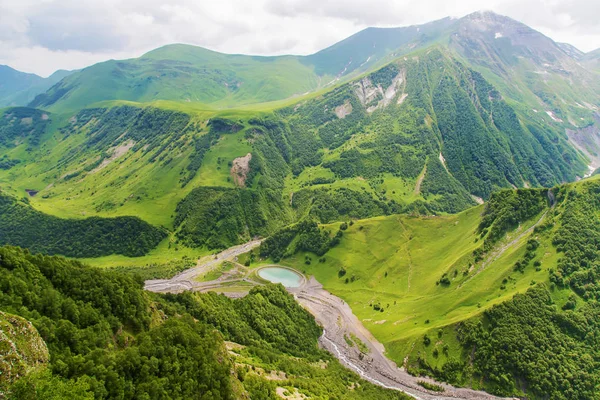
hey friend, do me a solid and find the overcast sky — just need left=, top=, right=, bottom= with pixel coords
left=1, top=0, right=600, bottom=77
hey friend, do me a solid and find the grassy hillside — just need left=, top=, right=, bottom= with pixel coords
left=0, top=245, right=407, bottom=399
left=267, top=176, right=600, bottom=398
left=29, top=44, right=329, bottom=112
left=0, top=46, right=591, bottom=265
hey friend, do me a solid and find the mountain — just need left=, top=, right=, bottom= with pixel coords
left=557, top=42, right=585, bottom=60
left=27, top=18, right=456, bottom=112
left=2, top=9, right=600, bottom=400
left=2, top=47, right=587, bottom=257
left=584, top=48, right=600, bottom=72
left=303, top=17, right=457, bottom=77
left=29, top=45, right=330, bottom=111
left=0, top=42, right=593, bottom=257
left=29, top=11, right=600, bottom=128
left=0, top=66, right=71, bottom=107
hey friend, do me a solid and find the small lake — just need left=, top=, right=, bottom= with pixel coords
left=258, top=267, right=303, bottom=288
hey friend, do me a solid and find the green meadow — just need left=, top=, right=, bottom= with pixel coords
left=275, top=204, right=553, bottom=365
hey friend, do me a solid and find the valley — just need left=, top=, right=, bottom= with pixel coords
left=144, top=242, right=506, bottom=399
left=1, top=9, right=600, bottom=400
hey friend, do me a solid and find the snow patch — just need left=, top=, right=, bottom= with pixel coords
left=495, top=32, right=503, bottom=39
left=360, top=56, right=372, bottom=68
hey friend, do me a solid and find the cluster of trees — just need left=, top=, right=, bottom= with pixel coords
left=174, top=186, right=268, bottom=250
left=58, top=105, right=210, bottom=187
left=259, top=221, right=343, bottom=262
left=461, top=286, right=599, bottom=399
left=0, top=193, right=166, bottom=257
left=1, top=246, right=226, bottom=398
left=0, top=107, right=50, bottom=147
left=0, top=155, right=19, bottom=170
left=412, top=286, right=600, bottom=399
left=292, top=188, right=395, bottom=224
left=182, top=117, right=244, bottom=187
left=420, top=158, right=475, bottom=213
left=478, top=188, right=548, bottom=249
left=551, top=181, right=600, bottom=299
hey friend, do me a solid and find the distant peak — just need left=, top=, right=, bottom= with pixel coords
left=463, top=10, right=515, bottom=23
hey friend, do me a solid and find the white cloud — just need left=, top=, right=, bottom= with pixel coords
left=0, top=0, right=599, bottom=76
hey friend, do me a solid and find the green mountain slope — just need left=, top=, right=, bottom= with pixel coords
left=271, top=175, right=600, bottom=399
left=30, top=44, right=329, bottom=112
left=28, top=11, right=600, bottom=126
left=0, top=46, right=590, bottom=260
left=303, top=17, right=456, bottom=77
left=584, top=48, right=600, bottom=72
left=0, top=191, right=166, bottom=257
left=0, top=245, right=407, bottom=399
left=0, top=66, right=71, bottom=107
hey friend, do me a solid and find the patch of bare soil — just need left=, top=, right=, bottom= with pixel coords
left=335, top=100, right=353, bottom=118
left=414, top=165, right=427, bottom=195
left=231, top=153, right=252, bottom=187
left=90, top=140, right=136, bottom=174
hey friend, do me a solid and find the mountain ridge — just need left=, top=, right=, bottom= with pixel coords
left=0, top=65, right=72, bottom=108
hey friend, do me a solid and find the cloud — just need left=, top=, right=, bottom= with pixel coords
left=0, top=0, right=599, bottom=76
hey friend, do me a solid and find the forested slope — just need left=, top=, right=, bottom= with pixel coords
left=0, top=246, right=408, bottom=399
left=268, top=176, right=600, bottom=399
left=0, top=193, right=166, bottom=257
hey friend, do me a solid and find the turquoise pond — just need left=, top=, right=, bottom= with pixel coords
left=258, top=267, right=303, bottom=288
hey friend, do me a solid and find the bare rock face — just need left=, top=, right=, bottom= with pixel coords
left=0, top=311, right=49, bottom=391
left=354, top=69, right=406, bottom=113
left=566, top=113, right=600, bottom=177
left=334, top=100, right=353, bottom=119
left=231, top=153, right=252, bottom=187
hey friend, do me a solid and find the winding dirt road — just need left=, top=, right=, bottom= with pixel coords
left=144, top=239, right=262, bottom=293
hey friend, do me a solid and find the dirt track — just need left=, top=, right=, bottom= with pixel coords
left=144, top=239, right=262, bottom=293
left=144, top=241, right=512, bottom=399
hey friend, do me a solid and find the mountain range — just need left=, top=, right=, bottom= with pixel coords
left=0, top=65, right=72, bottom=108
left=1, top=10, right=600, bottom=399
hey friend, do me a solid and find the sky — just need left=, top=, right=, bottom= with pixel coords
left=1, top=0, right=600, bottom=77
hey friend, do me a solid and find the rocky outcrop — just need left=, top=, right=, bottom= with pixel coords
left=0, top=311, right=49, bottom=391
left=353, top=69, right=406, bottom=113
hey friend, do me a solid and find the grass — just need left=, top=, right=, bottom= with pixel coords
left=0, top=105, right=256, bottom=228
left=196, top=261, right=236, bottom=282
left=349, top=333, right=369, bottom=354
left=274, top=205, right=552, bottom=366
